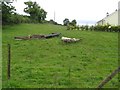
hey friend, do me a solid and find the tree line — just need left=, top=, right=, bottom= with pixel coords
left=63, top=18, right=78, bottom=30
left=2, top=1, right=47, bottom=25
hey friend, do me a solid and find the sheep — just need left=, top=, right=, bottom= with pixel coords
left=61, top=37, right=80, bottom=43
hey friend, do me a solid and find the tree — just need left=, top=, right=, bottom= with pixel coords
left=38, top=8, right=47, bottom=22
left=2, top=2, right=16, bottom=25
left=49, top=19, right=57, bottom=25
left=71, top=19, right=77, bottom=26
left=66, top=19, right=77, bottom=30
left=63, top=18, right=69, bottom=26
left=24, top=1, right=47, bottom=23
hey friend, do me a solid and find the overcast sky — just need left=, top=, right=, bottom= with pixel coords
left=11, top=0, right=120, bottom=25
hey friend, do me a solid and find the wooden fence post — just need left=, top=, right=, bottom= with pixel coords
left=8, top=44, right=11, bottom=80
left=97, top=66, right=120, bottom=88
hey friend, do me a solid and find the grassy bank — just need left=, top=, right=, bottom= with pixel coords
left=2, top=24, right=118, bottom=88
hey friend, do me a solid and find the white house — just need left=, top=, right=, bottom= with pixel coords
left=97, top=1, right=120, bottom=26
left=97, top=9, right=119, bottom=26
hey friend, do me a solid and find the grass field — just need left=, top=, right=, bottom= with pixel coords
left=2, top=23, right=118, bottom=88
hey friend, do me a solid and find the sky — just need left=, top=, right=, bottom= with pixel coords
left=11, top=0, right=120, bottom=25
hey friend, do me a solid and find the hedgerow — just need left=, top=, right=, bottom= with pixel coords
left=67, top=24, right=120, bottom=32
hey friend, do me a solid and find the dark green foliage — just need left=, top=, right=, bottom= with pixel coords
left=2, top=2, right=16, bottom=25
left=84, top=25, right=89, bottom=31
left=112, top=26, right=120, bottom=32
left=48, top=19, right=60, bottom=25
left=67, top=22, right=75, bottom=30
left=89, top=25, right=94, bottom=31
left=21, top=15, right=31, bottom=23
left=71, top=19, right=77, bottom=26
left=80, top=25, right=85, bottom=31
left=2, top=2, right=32, bottom=25
left=24, top=1, right=47, bottom=23
left=10, top=14, right=31, bottom=24
left=66, top=19, right=78, bottom=30
left=79, top=25, right=120, bottom=32
left=2, top=1, right=47, bottom=25
left=42, top=20, right=62, bottom=26
left=63, top=18, right=69, bottom=26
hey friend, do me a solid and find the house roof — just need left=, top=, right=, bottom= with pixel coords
left=104, top=10, right=118, bottom=19
left=97, top=19, right=103, bottom=23
left=97, top=9, right=118, bottom=23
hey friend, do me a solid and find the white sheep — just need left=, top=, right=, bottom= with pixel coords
left=61, top=37, right=80, bottom=43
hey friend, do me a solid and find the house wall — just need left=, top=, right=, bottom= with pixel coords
left=97, top=10, right=118, bottom=26
left=103, top=11, right=118, bottom=26
left=97, top=20, right=103, bottom=25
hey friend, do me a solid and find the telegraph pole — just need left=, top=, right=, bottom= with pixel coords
left=54, top=11, right=55, bottom=21
left=118, top=1, right=120, bottom=25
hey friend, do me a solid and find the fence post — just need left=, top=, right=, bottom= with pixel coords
left=68, top=66, right=71, bottom=86
left=97, top=66, right=120, bottom=88
left=8, top=44, right=11, bottom=80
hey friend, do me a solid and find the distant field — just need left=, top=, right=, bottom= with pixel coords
left=2, top=24, right=118, bottom=88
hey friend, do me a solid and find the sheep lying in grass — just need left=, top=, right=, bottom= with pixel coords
left=61, top=37, right=80, bottom=43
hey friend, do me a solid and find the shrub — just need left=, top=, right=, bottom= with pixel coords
left=67, top=25, right=120, bottom=32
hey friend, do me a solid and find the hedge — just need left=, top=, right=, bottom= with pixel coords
left=67, top=25, right=120, bottom=32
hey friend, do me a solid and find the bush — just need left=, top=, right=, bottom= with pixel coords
left=87, top=25, right=120, bottom=32
left=8, top=14, right=32, bottom=24
left=66, top=25, right=120, bottom=32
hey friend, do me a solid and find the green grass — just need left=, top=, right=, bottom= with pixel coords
left=2, top=23, right=118, bottom=88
